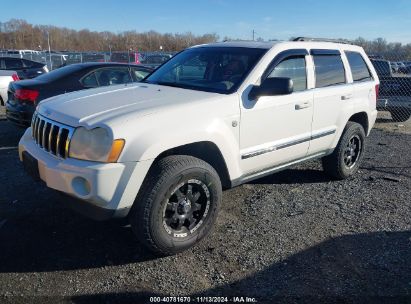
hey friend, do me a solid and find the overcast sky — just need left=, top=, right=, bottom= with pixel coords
left=2, top=0, right=410, bottom=43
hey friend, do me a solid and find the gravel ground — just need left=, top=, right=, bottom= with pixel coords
left=0, top=106, right=410, bottom=304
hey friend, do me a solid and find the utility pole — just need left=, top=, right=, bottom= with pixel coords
left=47, top=31, right=52, bottom=70
left=252, top=30, right=256, bottom=41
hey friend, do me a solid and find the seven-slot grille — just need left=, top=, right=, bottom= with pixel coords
left=31, top=112, right=74, bottom=158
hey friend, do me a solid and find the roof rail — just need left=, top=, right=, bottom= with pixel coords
left=222, top=39, right=254, bottom=43
left=292, top=37, right=353, bottom=45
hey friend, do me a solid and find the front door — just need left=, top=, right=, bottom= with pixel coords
left=240, top=51, right=314, bottom=176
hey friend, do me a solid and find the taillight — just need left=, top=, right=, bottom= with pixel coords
left=11, top=74, right=20, bottom=81
left=375, top=84, right=379, bottom=101
left=15, top=89, right=39, bottom=103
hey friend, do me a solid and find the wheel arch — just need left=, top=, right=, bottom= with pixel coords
left=154, top=141, right=232, bottom=189
left=348, top=112, right=369, bottom=135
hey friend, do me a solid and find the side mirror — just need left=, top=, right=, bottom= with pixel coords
left=249, top=77, right=293, bottom=100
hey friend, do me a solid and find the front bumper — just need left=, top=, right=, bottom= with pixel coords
left=19, top=128, right=153, bottom=220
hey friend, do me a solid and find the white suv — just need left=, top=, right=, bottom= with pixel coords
left=19, top=40, right=379, bottom=255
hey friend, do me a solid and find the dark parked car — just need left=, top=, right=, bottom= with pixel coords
left=65, top=52, right=83, bottom=65
left=141, top=54, right=173, bottom=69
left=371, top=59, right=411, bottom=122
left=0, top=57, right=48, bottom=79
left=82, top=53, right=109, bottom=63
left=44, top=52, right=67, bottom=70
left=110, top=52, right=142, bottom=64
left=370, top=59, right=392, bottom=78
left=6, top=62, right=153, bottom=126
left=400, top=61, right=411, bottom=74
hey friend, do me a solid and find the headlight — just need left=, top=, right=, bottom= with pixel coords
left=69, top=127, right=125, bottom=162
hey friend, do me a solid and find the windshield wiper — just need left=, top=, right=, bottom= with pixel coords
left=155, top=81, right=186, bottom=88
left=147, top=81, right=226, bottom=94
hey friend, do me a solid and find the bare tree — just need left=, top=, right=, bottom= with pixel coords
left=1, top=19, right=409, bottom=59
left=0, top=19, right=219, bottom=52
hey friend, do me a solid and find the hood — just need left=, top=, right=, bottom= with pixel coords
left=37, top=83, right=220, bottom=127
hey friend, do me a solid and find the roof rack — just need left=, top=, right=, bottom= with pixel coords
left=292, top=37, right=353, bottom=45
left=223, top=39, right=248, bottom=42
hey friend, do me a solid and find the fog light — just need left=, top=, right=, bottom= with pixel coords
left=72, top=177, right=91, bottom=197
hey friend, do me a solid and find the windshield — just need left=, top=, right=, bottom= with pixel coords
left=144, top=47, right=267, bottom=94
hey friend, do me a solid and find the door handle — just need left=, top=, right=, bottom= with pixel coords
left=341, top=94, right=353, bottom=100
left=295, top=101, right=311, bottom=110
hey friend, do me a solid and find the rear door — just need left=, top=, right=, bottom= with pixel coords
left=308, top=49, right=354, bottom=155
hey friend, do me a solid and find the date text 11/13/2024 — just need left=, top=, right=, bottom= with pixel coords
left=149, top=296, right=258, bottom=303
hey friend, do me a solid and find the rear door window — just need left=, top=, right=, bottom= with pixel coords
left=345, top=52, right=372, bottom=82
left=94, top=67, right=132, bottom=86
left=268, top=56, right=307, bottom=91
left=82, top=67, right=133, bottom=87
left=313, top=54, right=346, bottom=88
left=81, top=72, right=98, bottom=88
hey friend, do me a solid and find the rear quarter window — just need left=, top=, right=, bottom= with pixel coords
left=81, top=72, right=98, bottom=87
left=36, top=64, right=84, bottom=82
left=345, top=51, right=372, bottom=82
left=131, top=68, right=150, bottom=81
left=313, top=54, right=346, bottom=88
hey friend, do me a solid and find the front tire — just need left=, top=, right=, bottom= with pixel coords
left=322, top=122, right=366, bottom=180
left=130, top=155, right=222, bottom=256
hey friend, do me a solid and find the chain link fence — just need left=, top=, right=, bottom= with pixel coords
left=0, top=50, right=176, bottom=70
left=369, top=52, right=411, bottom=123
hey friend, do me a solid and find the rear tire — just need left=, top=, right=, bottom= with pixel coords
left=390, top=109, right=411, bottom=122
left=129, top=155, right=222, bottom=256
left=322, top=122, right=366, bottom=180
